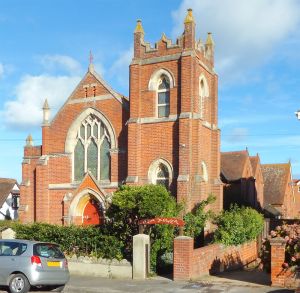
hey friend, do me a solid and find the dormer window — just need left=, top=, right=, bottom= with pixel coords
left=157, top=75, right=170, bottom=118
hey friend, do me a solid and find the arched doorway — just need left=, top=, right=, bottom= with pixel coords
left=82, top=197, right=103, bottom=225
left=70, top=192, right=104, bottom=226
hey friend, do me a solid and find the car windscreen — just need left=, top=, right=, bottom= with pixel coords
left=0, top=241, right=27, bottom=256
left=33, top=243, right=65, bottom=259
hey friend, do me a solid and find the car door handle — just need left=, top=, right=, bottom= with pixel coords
left=11, top=258, right=15, bottom=261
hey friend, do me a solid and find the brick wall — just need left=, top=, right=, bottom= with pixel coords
left=270, top=237, right=300, bottom=288
left=174, top=236, right=258, bottom=281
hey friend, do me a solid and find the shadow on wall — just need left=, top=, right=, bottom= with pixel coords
left=209, top=253, right=243, bottom=275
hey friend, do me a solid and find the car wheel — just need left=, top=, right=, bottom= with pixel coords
left=9, top=273, right=30, bottom=293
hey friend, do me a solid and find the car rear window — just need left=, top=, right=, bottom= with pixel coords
left=33, top=243, right=64, bottom=259
left=0, top=241, right=27, bottom=256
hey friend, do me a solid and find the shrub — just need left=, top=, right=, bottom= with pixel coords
left=264, top=223, right=300, bottom=269
left=8, top=222, right=124, bottom=260
left=183, top=194, right=215, bottom=239
left=106, top=184, right=181, bottom=271
left=214, top=205, right=264, bottom=246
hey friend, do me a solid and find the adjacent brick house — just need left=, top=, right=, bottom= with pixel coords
left=249, top=154, right=264, bottom=210
left=19, top=9, right=223, bottom=225
left=261, top=162, right=295, bottom=218
left=293, top=179, right=300, bottom=218
left=221, top=150, right=262, bottom=210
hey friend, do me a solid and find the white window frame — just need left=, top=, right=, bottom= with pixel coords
left=199, top=74, right=209, bottom=118
left=157, top=76, right=170, bottom=118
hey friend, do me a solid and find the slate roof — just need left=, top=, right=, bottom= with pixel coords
left=221, top=150, right=249, bottom=181
left=0, top=178, right=18, bottom=207
left=261, top=163, right=291, bottom=206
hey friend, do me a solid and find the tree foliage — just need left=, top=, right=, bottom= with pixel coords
left=106, top=184, right=181, bottom=270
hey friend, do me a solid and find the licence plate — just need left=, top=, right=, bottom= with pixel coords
left=47, top=261, right=60, bottom=267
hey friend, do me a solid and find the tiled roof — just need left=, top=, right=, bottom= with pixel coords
left=261, top=163, right=291, bottom=206
left=0, top=178, right=18, bottom=207
left=221, top=150, right=248, bottom=181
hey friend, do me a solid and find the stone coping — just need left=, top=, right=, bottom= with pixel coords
left=67, top=255, right=131, bottom=267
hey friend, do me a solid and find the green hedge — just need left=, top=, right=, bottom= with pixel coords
left=0, top=221, right=124, bottom=260
left=214, top=205, right=264, bottom=246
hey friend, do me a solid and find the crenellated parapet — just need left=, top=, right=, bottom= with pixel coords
left=133, top=9, right=215, bottom=67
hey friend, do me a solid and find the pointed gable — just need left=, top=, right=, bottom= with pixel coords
left=221, top=150, right=249, bottom=181
left=74, top=172, right=104, bottom=196
left=261, top=163, right=291, bottom=205
left=68, top=66, right=127, bottom=104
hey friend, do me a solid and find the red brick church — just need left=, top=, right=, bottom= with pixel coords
left=19, top=9, right=223, bottom=225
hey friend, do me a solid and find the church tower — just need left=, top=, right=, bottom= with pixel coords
left=127, top=9, right=223, bottom=212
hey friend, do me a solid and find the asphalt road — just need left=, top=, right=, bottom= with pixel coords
left=0, top=274, right=295, bottom=293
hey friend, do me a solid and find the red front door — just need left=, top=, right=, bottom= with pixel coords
left=82, top=200, right=102, bottom=225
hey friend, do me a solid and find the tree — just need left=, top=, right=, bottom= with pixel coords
left=106, top=184, right=181, bottom=271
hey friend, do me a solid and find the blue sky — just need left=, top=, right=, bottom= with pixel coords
left=1, top=0, right=300, bottom=182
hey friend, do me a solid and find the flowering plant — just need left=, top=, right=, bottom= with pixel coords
left=265, top=223, right=300, bottom=269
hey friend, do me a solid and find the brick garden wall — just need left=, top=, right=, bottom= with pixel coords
left=173, top=236, right=258, bottom=281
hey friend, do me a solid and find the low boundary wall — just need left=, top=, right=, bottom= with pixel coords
left=68, top=256, right=132, bottom=279
left=173, top=236, right=258, bottom=281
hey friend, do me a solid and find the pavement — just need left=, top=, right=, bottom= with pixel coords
left=0, top=270, right=296, bottom=292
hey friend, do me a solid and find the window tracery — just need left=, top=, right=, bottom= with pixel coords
left=74, top=115, right=111, bottom=181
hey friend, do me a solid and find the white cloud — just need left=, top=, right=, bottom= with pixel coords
left=39, top=55, right=82, bottom=74
left=109, top=47, right=133, bottom=89
left=172, top=0, right=300, bottom=82
left=226, top=127, right=248, bottom=143
left=2, top=74, right=81, bottom=128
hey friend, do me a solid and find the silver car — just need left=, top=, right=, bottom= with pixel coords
left=0, top=239, right=70, bottom=293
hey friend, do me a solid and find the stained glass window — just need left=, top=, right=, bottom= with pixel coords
left=74, top=140, right=84, bottom=181
left=80, top=124, right=85, bottom=139
left=87, top=124, right=91, bottom=138
left=87, top=140, right=98, bottom=179
left=157, top=75, right=170, bottom=118
left=156, top=163, right=169, bottom=189
left=100, top=137, right=110, bottom=180
left=74, top=114, right=111, bottom=182
left=93, top=123, right=98, bottom=138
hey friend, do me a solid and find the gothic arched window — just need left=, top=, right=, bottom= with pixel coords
left=157, top=75, right=170, bottom=118
left=201, top=161, right=209, bottom=182
left=74, top=115, right=111, bottom=181
left=156, top=163, right=169, bottom=189
left=199, top=75, right=209, bottom=118
left=148, top=159, right=173, bottom=190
